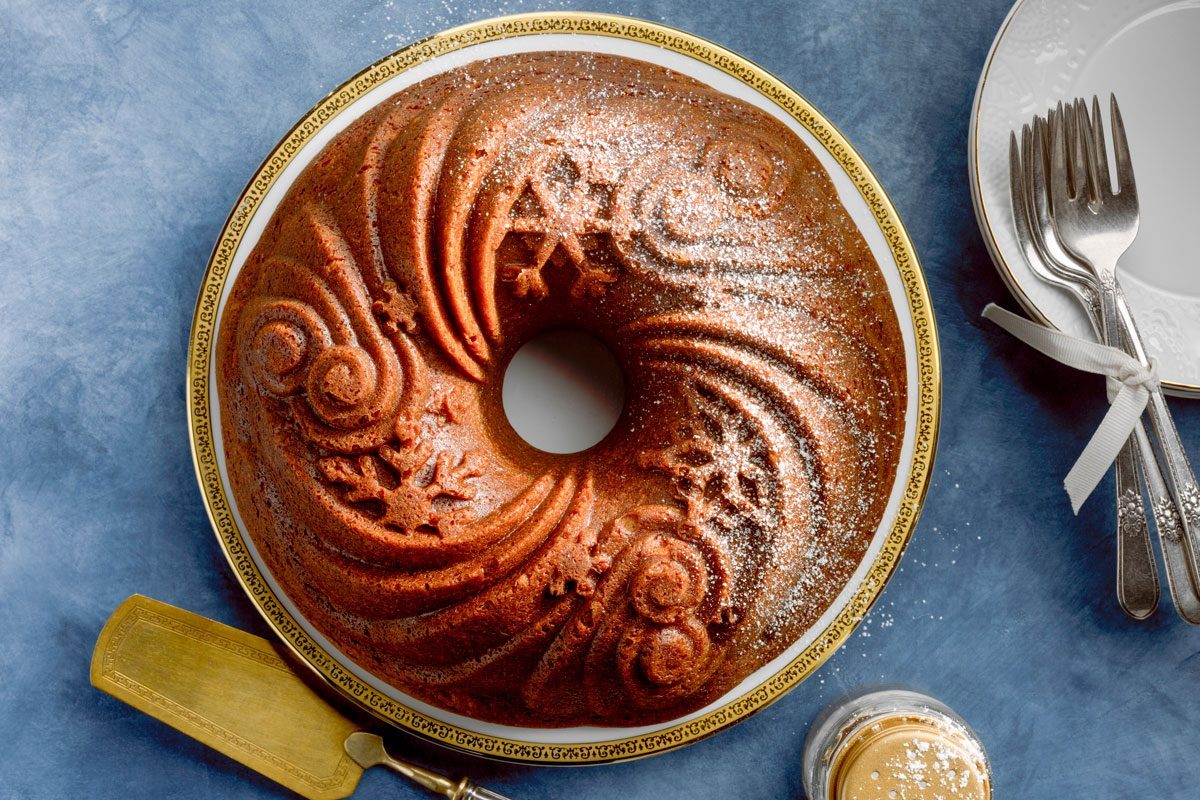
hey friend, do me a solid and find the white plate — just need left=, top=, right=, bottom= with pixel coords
left=188, top=13, right=938, bottom=763
left=970, top=0, right=1200, bottom=397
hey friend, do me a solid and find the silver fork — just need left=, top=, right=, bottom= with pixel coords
left=1024, top=113, right=1200, bottom=623
left=1050, top=96, right=1200, bottom=601
left=1010, top=128, right=1158, bottom=620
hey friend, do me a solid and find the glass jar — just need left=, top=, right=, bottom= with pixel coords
left=802, top=689, right=990, bottom=800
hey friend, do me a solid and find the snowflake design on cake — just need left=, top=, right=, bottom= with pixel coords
left=639, top=386, right=772, bottom=529
left=317, top=380, right=485, bottom=536
left=371, top=279, right=419, bottom=336
left=319, top=443, right=483, bottom=536
left=500, top=150, right=620, bottom=301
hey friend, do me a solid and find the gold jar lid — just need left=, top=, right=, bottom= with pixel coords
left=829, top=713, right=990, bottom=800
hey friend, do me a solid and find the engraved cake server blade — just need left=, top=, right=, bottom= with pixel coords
left=91, top=595, right=512, bottom=800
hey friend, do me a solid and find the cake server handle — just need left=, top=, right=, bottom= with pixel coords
left=344, top=732, right=512, bottom=800
left=462, top=784, right=514, bottom=800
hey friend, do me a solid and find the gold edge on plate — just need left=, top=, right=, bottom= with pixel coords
left=185, top=11, right=942, bottom=765
left=967, top=0, right=1200, bottom=398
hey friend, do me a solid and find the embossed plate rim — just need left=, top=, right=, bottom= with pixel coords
left=969, top=0, right=1200, bottom=397
left=187, top=11, right=941, bottom=765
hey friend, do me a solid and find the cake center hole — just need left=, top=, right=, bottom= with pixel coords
left=502, top=330, right=625, bottom=454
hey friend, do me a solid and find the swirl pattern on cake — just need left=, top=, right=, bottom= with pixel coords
left=216, top=52, right=907, bottom=727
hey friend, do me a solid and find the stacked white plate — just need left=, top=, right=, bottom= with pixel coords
left=970, top=0, right=1200, bottom=397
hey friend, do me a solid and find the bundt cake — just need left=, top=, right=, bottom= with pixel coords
left=216, top=52, right=906, bottom=727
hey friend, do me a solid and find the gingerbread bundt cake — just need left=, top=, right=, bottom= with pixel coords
left=216, top=52, right=906, bottom=727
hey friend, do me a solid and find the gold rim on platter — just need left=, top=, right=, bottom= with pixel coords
left=187, top=11, right=941, bottom=765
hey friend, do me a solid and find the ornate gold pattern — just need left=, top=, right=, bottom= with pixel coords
left=187, top=12, right=940, bottom=764
left=91, top=597, right=359, bottom=795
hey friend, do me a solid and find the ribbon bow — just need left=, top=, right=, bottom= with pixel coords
left=982, top=303, right=1156, bottom=514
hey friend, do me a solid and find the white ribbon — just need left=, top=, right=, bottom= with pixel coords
left=982, top=303, right=1157, bottom=514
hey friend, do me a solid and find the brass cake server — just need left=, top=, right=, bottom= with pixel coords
left=90, top=595, right=511, bottom=800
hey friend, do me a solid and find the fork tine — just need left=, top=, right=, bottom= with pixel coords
left=1074, top=98, right=1101, bottom=203
left=1028, top=113, right=1091, bottom=286
left=1017, top=122, right=1052, bottom=265
left=1030, top=114, right=1051, bottom=219
left=1049, top=103, right=1073, bottom=209
left=1016, top=125, right=1041, bottom=246
left=1009, top=130, right=1024, bottom=220
left=1089, top=95, right=1112, bottom=196
left=1061, top=102, right=1077, bottom=194
left=1028, top=114, right=1064, bottom=256
left=1009, top=130, right=1034, bottom=254
left=1110, top=94, right=1138, bottom=200
left=1019, top=122, right=1033, bottom=200
left=1067, top=99, right=1094, bottom=202
left=1013, top=122, right=1074, bottom=294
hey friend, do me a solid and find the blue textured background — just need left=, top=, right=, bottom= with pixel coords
left=3, top=1, right=1199, bottom=797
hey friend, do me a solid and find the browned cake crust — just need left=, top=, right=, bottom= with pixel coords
left=216, top=52, right=906, bottom=727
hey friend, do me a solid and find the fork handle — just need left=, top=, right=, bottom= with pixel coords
left=1110, top=285, right=1200, bottom=587
left=1135, top=424, right=1200, bottom=623
left=1061, top=272, right=1173, bottom=619
left=1115, top=433, right=1158, bottom=618
left=1098, top=348, right=1161, bottom=620
left=1070, top=273, right=1171, bottom=619
left=1143, top=388, right=1200, bottom=581
left=1092, top=284, right=1159, bottom=618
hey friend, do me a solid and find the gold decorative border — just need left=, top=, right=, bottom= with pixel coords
left=186, top=12, right=941, bottom=765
